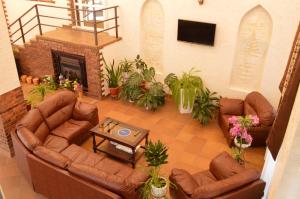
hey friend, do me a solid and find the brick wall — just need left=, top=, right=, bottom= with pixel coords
left=0, top=87, right=27, bottom=156
left=18, top=37, right=103, bottom=98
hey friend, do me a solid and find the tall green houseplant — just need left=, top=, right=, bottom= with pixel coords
left=165, top=68, right=203, bottom=113
left=141, top=140, right=170, bottom=199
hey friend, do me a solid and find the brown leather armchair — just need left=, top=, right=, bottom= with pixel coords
left=169, top=152, right=266, bottom=199
left=218, top=91, right=276, bottom=147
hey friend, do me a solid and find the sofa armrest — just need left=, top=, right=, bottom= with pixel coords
left=219, top=98, right=244, bottom=116
left=127, top=169, right=149, bottom=188
left=248, top=126, right=271, bottom=133
left=72, top=101, right=99, bottom=126
left=170, top=168, right=199, bottom=196
left=33, top=146, right=70, bottom=169
left=16, top=127, right=41, bottom=151
left=192, top=169, right=260, bottom=199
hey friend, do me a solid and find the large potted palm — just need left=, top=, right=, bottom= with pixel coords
left=104, top=59, right=122, bottom=98
left=141, top=140, right=170, bottom=199
left=165, top=68, right=203, bottom=114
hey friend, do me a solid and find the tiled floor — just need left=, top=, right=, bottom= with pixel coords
left=0, top=90, right=266, bottom=199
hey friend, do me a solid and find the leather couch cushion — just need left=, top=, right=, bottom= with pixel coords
left=193, top=170, right=217, bottom=186
left=245, top=92, right=275, bottom=126
left=43, top=135, right=69, bottom=153
left=33, top=146, right=70, bottom=169
left=210, top=152, right=244, bottom=180
left=51, top=119, right=90, bottom=143
left=17, top=127, right=41, bottom=151
left=170, top=169, right=199, bottom=196
left=219, top=98, right=244, bottom=115
left=38, top=91, right=76, bottom=130
left=62, top=145, right=132, bottom=179
left=244, top=102, right=257, bottom=116
left=69, top=163, right=136, bottom=199
left=73, top=101, right=99, bottom=126
left=192, top=169, right=260, bottom=199
left=17, top=109, right=49, bottom=142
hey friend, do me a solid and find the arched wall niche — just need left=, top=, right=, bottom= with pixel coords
left=230, top=5, right=273, bottom=91
left=140, top=0, right=165, bottom=78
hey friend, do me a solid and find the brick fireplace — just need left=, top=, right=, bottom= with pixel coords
left=17, top=36, right=104, bottom=98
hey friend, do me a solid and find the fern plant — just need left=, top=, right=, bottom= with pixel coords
left=192, top=88, right=220, bottom=125
left=164, top=68, right=203, bottom=109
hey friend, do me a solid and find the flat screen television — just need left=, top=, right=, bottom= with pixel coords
left=177, top=19, right=216, bottom=46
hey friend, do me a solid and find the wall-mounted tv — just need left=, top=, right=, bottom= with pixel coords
left=177, top=19, right=216, bottom=46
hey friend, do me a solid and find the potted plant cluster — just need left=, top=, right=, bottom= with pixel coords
left=228, top=115, right=259, bottom=164
left=103, top=59, right=122, bottom=98
left=192, top=88, right=220, bottom=125
left=118, top=55, right=165, bottom=111
left=26, top=76, right=57, bottom=109
left=164, top=68, right=203, bottom=114
left=141, top=140, right=173, bottom=199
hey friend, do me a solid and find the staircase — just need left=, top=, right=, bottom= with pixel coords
left=9, top=4, right=120, bottom=46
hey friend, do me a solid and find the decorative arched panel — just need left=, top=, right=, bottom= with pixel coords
left=140, top=0, right=165, bottom=76
left=230, top=5, right=273, bottom=91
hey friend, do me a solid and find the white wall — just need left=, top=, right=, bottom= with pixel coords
left=0, top=0, right=20, bottom=95
left=102, top=0, right=300, bottom=107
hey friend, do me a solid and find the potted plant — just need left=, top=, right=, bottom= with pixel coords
left=120, top=58, right=133, bottom=82
left=165, top=68, right=203, bottom=114
left=134, top=55, right=155, bottom=88
left=119, top=83, right=143, bottom=103
left=192, top=88, right=220, bottom=125
left=229, top=115, right=259, bottom=164
left=137, top=82, right=165, bottom=111
left=141, top=140, right=171, bottom=199
left=104, top=59, right=122, bottom=98
left=26, top=83, right=54, bottom=109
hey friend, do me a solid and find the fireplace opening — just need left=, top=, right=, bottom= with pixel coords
left=51, top=50, right=88, bottom=91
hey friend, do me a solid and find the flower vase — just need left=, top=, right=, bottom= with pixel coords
left=234, top=137, right=251, bottom=149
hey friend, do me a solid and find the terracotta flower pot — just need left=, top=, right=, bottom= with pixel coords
left=20, top=75, right=27, bottom=83
left=26, top=76, right=33, bottom=84
left=109, top=87, right=120, bottom=98
left=32, top=77, right=40, bottom=86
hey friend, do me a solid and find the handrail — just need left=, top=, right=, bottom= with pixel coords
left=9, top=4, right=120, bottom=46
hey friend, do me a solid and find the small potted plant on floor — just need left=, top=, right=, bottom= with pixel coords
left=141, top=140, right=172, bottom=199
left=120, top=58, right=133, bottom=82
left=104, top=59, right=122, bottom=98
left=165, top=68, right=203, bottom=114
left=192, top=88, right=220, bottom=125
left=137, top=82, right=165, bottom=111
left=229, top=115, right=259, bottom=164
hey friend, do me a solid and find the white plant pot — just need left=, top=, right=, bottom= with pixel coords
left=234, top=137, right=251, bottom=149
left=151, top=178, right=167, bottom=198
left=179, top=89, right=192, bottom=114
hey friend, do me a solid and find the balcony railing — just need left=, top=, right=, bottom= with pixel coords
left=8, top=4, right=119, bottom=46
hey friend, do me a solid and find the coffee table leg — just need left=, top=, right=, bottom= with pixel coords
left=92, top=132, right=96, bottom=153
left=132, top=147, right=135, bottom=168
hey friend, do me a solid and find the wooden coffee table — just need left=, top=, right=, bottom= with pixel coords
left=90, top=117, right=149, bottom=168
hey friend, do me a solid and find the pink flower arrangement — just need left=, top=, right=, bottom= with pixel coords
left=228, top=115, right=259, bottom=145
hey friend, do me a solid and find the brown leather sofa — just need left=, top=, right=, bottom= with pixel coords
left=219, top=91, right=276, bottom=147
left=169, top=152, right=265, bottom=199
left=12, top=91, right=148, bottom=199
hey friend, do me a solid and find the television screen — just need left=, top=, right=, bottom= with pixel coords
left=177, top=19, right=216, bottom=46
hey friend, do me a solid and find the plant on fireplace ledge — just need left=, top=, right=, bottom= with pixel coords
left=26, top=82, right=54, bottom=108
left=229, top=115, right=259, bottom=164
left=140, top=140, right=174, bottom=199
